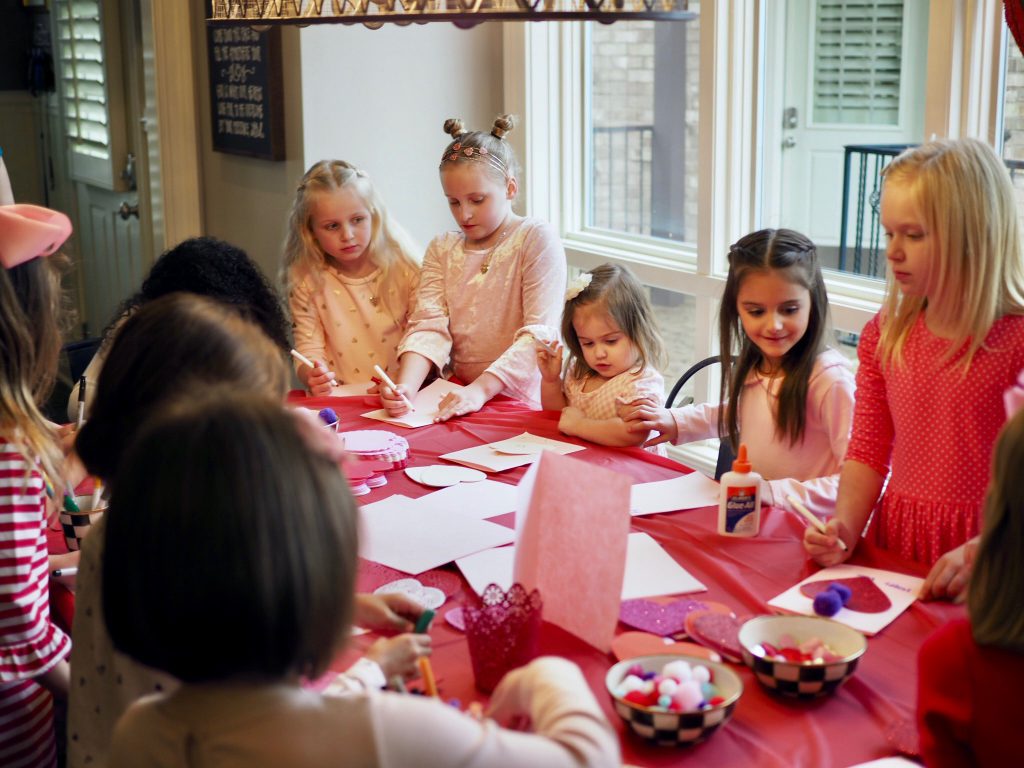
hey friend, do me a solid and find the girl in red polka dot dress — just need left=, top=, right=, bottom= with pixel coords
left=804, top=138, right=1024, bottom=600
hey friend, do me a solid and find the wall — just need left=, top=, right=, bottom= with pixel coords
left=192, top=1, right=307, bottom=280
left=299, top=23, right=503, bottom=251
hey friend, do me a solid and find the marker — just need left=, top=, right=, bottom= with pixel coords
left=51, top=567, right=78, bottom=578
left=414, top=608, right=435, bottom=634
left=76, top=376, right=87, bottom=429
left=290, top=349, right=339, bottom=388
left=373, top=365, right=415, bottom=412
left=417, top=656, right=439, bottom=697
left=787, top=494, right=849, bottom=552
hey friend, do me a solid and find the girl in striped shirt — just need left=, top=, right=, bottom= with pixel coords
left=0, top=204, right=74, bottom=768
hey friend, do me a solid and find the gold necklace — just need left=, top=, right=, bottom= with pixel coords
left=476, top=221, right=515, bottom=275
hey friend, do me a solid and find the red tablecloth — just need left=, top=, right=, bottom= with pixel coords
left=299, top=393, right=961, bottom=768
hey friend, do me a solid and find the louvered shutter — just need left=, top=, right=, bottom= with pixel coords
left=813, top=0, right=903, bottom=125
left=55, top=0, right=129, bottom=190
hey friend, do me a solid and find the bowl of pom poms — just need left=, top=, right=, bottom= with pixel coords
left=737, top=614, right=867, bottom=698
left=605, top=654, right=742, bottom=747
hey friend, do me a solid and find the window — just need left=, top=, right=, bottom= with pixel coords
left=586, top=20, right=698, bottom=246
left=54, top=0, right=128, bottom=189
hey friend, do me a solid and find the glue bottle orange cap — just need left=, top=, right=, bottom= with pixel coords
left=732, top=443, right=751, bottom=473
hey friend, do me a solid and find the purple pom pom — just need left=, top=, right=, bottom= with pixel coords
left=826, top=582, right=852, bottom=606
left=813, top=590, right=843, bottom=617
left=318, top=407, right=338, bottom=425
left=642, top=670, right=659, bottom=681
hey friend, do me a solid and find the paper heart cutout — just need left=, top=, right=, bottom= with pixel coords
left=405, top=465, right=486, bottom=487
left=357, top=561, right=462, bottom=597
left=445, top=606, right=465, bottom=632
left=374, top=578, right=446, bottom=610
left=799, top=576, right=892, bottom=614
left=611, top=631, right=722, bottom=663
left=618, top=598, right=709, bottom=636
left=685, top=610, right=744, bottom=663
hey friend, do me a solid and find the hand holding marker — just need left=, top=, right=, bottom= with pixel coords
left=788, top=494, right=848, bottom=552
left=290, top=348, right=338, bottom=388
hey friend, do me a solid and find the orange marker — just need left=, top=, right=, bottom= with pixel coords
left=418, top=656, right=438, bottom=697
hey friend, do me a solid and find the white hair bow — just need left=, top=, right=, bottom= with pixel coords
left=565, top=273, right=593, bottom=301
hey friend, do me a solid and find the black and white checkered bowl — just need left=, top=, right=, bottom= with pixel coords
left=738, top=615, right=867, bottom=698
left=605, top=654, right=742, bottom=747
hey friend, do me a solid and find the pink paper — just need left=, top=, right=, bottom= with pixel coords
left=512, top=452, right=631, bottom=652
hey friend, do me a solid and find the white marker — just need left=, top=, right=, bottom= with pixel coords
left=290, top=349, right=338, bottom=388
left=373, top=365, right=415, bottom=413
left=787, top=494, right=849, bottom=552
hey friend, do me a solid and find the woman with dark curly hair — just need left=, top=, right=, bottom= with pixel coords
left=66, top=236, right=290, bottom=419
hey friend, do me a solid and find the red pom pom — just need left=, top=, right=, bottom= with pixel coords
left=708, top=696, right=725, bottom=706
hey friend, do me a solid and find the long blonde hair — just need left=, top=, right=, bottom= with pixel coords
left=878, top=138, right=1024, bottom=369
left=968, top=407, right=1024, bottom=651
left=281, top=160, right=419, bottom=320
left=0, top=254, right=68, bottom=488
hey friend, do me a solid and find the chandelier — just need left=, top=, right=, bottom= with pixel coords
left=208, top=0, right=696, bottom=28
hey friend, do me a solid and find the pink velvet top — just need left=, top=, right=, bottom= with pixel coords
left=396, top=218, right=566, bottom=408
left=848, top=312, right=1024, bottom=565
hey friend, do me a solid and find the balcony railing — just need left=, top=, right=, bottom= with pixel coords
left=590, top=124, right=654, bottom=236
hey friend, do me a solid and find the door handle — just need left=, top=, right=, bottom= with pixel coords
left=782, top=136, right=797, bottom=149
left=118, top=202, right=139, bottom=220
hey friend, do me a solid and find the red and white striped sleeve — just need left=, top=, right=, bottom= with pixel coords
left=0, top=441, right=71, bottom=682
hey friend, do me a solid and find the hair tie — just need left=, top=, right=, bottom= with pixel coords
left=565, top=273, right=593, bottom=301
left=491, top=126, right=508, bottom=140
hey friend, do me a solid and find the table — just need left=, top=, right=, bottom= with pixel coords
left=300, top=393, right=961, bottom=768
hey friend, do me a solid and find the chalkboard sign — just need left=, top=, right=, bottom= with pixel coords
left=206, top=24, right=285, bottom=160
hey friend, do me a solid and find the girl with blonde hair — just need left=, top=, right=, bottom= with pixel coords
left=283, top=160, right=420, bottom=394
left=804, top=138, right=1024, bottom=599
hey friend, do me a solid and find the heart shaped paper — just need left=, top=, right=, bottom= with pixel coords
left=357, top=560, right=462, bottom=597
left=799, top=576, right=892, bottom=614
left=685, top=610, right=744, bottom=663
left=611, top=631, right=722, bottom=663
left=445, top=606, right=466, bottom=632
left=374, top=578, right=446, bottom=610
left=405, top=465, right=486, bottom=487
left=618, top=598, right=711, bottom=637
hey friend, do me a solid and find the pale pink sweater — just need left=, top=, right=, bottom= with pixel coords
left=669, top=348, right=855, bottom=517
left=396, top=218, right=566, bottom=408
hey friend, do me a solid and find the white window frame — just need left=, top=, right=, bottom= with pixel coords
left=504, top=0, right=1006, bottom=473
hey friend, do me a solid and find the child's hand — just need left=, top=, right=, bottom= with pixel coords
left=365, top=633, right=432, bottom=680
left=622, top=402, right=678, bottom=446
left=305, top=359, right=336, bottom=397
left=435, top=385, right=487, bottom=422
left=535, top=341, right=564, bottom=383
left=920, top=537, right=978, bottom=602
left=380, top=383, right=413, bottom=416
left=354, top=592, right=423, bottom=633
left=803, top=517, right=853, bottom=567
left=557, top=406, right=584, bottom=436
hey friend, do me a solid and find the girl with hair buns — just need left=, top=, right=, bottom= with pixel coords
left=380, top=115, right=566, bottom=420
left=0, top=204, right=74, bottom=768
left=803, top=138, right=1024, bottom=600
left=283, top=160, right=420, bottom=395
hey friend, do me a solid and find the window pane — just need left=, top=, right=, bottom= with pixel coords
left=1001, top=30, right=1024, bottom=230
left=586, top=14, right=699, bottom=246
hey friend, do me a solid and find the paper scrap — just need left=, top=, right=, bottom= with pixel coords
left=630, top=472, right=720, bottom=516
left=440, top=432, right=585, bottom=473
left=361, top=379, right=464, bottom=428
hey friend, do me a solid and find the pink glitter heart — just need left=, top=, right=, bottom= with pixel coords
left=618, top=598, right=708, bottom=637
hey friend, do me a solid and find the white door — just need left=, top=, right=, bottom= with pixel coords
left=53, top=0, right=153, bottom=336
left=769, top=0, right=927, bottom=254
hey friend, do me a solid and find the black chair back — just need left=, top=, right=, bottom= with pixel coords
left=665, top=355, right=736, bottom=480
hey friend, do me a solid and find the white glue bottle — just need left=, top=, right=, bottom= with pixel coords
left=718, top=443, right=761, bottom=537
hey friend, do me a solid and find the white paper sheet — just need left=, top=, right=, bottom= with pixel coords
left=767, top=564, right=924, bottom=636
left=418, top=479, right=518, bottom=520
left=620, top=532, right=707, bottom=598
left=360, top=379, right=465, bottom=428
left=456, top=533, right=706, bottom=600
left=440, top=432, right=586, bottom=473
left=328, top=382, right=375, bottom=397
left=630, top=472, right=720, bottom=516
left=358, top=495, right=515, bottom=574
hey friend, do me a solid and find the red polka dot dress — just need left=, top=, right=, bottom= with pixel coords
left=846, top=312, right=1024, bottom=565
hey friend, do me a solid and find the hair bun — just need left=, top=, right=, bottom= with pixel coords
left=491, top=114, right=516, bottom=140
left=444, top=118, right=466, bottom=139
